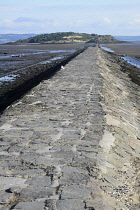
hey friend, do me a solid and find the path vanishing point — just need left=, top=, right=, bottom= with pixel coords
left=0, top=47, right=140, bottom=210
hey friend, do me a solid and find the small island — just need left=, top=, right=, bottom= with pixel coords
left=13, top=32, right=119, bottom=44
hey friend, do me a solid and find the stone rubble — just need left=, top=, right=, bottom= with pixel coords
left=0, top=47, right=139, bottom=210
left=97, top=49, right=140, bottom=210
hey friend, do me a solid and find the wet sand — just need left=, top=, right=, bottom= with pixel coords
left=0, top=43, right=86, bottom=76
left=104, top=42, right=140, bottom=58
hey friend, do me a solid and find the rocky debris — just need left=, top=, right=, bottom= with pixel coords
left=0, top=46, right=139, bottom=210
left=97, top=48, right=140, bottom=209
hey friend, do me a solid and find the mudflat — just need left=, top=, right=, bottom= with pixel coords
left=0, top=43, right=86, bottom=76
left=104, top=42, right=140, bottom=58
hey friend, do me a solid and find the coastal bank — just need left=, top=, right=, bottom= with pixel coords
left=0, top=46, right=139, bottom=210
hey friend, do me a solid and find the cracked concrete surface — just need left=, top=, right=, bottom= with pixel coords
left=0, top=47, right=139, bottom=210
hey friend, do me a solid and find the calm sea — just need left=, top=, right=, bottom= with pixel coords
left=114, top=36, right=140, bottom=42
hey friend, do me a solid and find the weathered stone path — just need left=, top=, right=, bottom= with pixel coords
left=0, top=47, right=140, bottom=210
left=0, top=47, right=105, bottom=209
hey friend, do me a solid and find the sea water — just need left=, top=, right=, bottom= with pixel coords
left=100, top=46, right=140, bottom=68
left=0, top=74, right=18, bottom=82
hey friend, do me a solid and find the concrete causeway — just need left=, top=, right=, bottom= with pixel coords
left=0, top=47, right=140, bottom=210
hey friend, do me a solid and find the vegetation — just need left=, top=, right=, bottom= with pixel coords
left=14, top=32, right=119, bottom=44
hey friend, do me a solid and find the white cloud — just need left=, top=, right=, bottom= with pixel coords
left=103, top=17, right=111, bottom=24
left=134, top=19, right=140, bottom=23
left=131, top=19, right=140, bottom=24
left=129, top=15, right=140, bottom=24
left=0, top=1, right=139, bottom=35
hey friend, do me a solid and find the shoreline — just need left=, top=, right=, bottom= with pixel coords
left=102, top=42, right=140, bottom=57
left=100, top=42, right=140, bottom=64
left=100, top=44, right=140, bottom=86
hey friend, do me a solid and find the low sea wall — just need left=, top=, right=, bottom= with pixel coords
left=0, top=46, right=139, bottom=210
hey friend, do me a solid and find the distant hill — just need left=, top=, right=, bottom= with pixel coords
left=13, top=32, right=119, bottom=44
left=0, top=34, right=36, bottom=44
left=114, top=36, right=140, bottom=42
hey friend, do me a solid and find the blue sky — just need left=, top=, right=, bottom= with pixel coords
left=0, top=0, right=140, bottom=35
